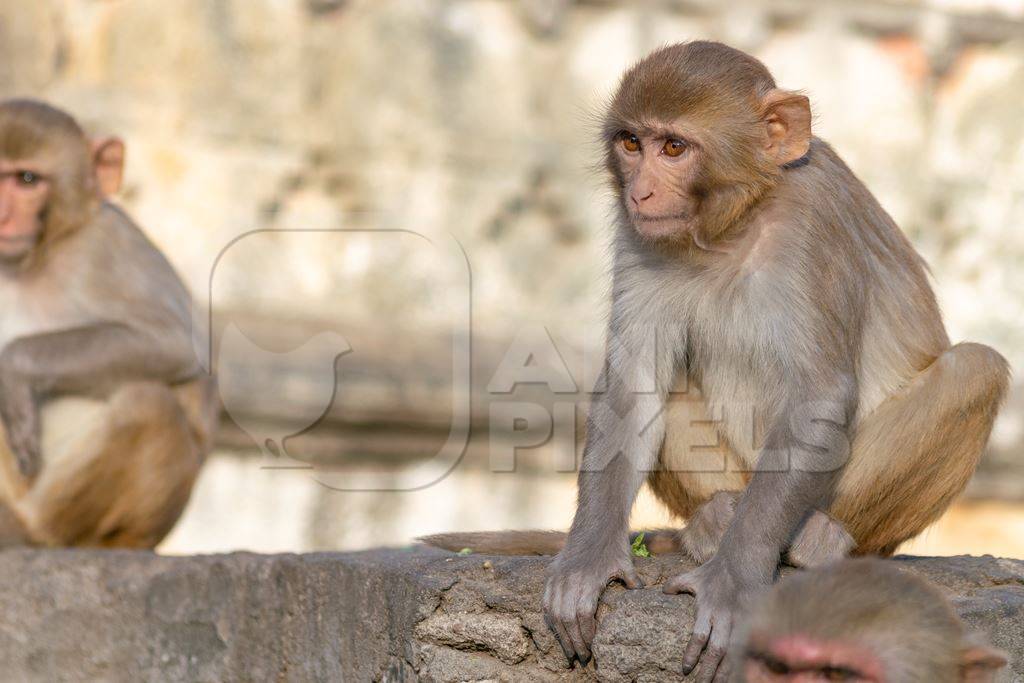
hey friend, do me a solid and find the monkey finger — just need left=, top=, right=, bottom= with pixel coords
left=577, top=600, right=598, bottom=652
left=681, top=609, right=712, bottom=674
left=711, top=656, right=731, bottom=683
left=544, top=583, right=577, bottom=665
left=543, top=611, right=575, bottom=666
left=10, top=429, right=40, bottom=479
left=564, top=617, right=592, bottom=666
left=16, top=450, right=39, bottom=479
left=614, top=566, right=644, bottom=590
left=562, top=586, right=592, bottom=664
left=695, top=645, right=725, bottom=683
left=663, top=570, right=697, bottom=595
left=696, top=616, right=731, bottom=683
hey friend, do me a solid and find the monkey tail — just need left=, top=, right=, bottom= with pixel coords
left=419, top=528, right=681, bottom=556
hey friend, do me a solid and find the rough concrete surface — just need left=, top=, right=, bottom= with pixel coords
left=0, top=548, right=1020, bottom=682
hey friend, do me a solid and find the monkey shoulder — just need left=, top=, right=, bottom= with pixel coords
left=63, top=204, right=195, bottom=330
left=92, top=204, right=189, bottom=291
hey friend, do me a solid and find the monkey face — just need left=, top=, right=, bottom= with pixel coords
left=0, top=161, right=50, bottom=262
left=611, top=126, right=701, bottom=241
left=741, top=635, right=880, bottom=682
left=600, top=42, right=813, bottom=250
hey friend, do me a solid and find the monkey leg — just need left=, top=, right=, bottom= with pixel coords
left=0, top=380, right=210, bottom=549
left=830, top=342, right=1009, bottom=556
left=649, top=380, right=857, bottom=567
left=676, top=490, right=853, bottom=567
left=0, top=496, right=31, bottom=546
left=784, top=510, right=854, bottom=568
left=649, top=383, right=749, bottom=520
left=647, top=341, right=1005, bottom=563
left=676, top=490, right=739, bottom=563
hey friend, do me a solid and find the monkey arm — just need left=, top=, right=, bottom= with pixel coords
left=543, top=313, right=681, bottom=666
left=0, top=322, right=200, bottom=398
left=721, top=380, right=856, bottom=574
left=0, top=321, right=201, bottom=478
left=665, top=371, right=858, bottom=680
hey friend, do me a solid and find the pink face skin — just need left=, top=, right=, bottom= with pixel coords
left=0, top=160, right=51, bottom=262
left=744, top=634, right=884, bottom=683
left=611, top=126, right=701, bottom=240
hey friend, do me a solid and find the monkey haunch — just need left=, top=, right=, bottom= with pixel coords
left=733, top=559, right=1007, bottom=682
left=0, top=100, right=217, bottom=548
left=427, top=41, right=1008, bottom=681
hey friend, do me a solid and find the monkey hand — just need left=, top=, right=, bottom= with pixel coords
left=664, top=555, right=767, bottom=683
left=0, top=365, right=42, bottom=480
left=543, top=545, right=643, bottom=667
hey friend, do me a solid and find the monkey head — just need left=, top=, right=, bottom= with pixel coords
left=604, top=41, right=810, bottom=247
left=732, top=558, right=1008, bottom=683
left=0, top=99, right=123, bottom=266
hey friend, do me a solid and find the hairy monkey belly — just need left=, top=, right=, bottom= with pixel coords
left=648, top=372, right=758, bottom=520
left=0, top=396, right=109, bottom=504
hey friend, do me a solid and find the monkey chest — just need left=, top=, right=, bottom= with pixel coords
left=0, top=278, right=90, bottom=352
left=669, top=291, right=784, bottom=465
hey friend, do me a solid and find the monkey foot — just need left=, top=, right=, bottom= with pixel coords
left=785, top=510, right=854, bottom=568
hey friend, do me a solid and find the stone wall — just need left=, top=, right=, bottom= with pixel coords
left=0, top=547, right=1020, bottom=682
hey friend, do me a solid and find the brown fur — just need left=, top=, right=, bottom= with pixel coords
left=0, top=100, right=97, bottom=266
left=0, top=378, right=215, bottom=548
left=734, top=558, right=1007, bottom=682
left=425, top=44, right=1009, bottom=676
left=423, top=45, right=1007, bottom=565
left=0, top=99, right=217, bottom=550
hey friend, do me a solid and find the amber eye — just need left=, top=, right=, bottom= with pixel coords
left=663, top=139, right=687, bottom=157
left=621, top=133, right=640, bottom=153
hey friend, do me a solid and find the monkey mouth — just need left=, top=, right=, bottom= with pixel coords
left=0, top=234, right=35, bottom=248
left=633, top=212, right=690, bottom=222
left=631, top=211, right=694, bottom=240
left=0, top=234, right=36, bottom=259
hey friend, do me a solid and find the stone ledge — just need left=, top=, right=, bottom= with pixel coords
left=0, top=548, right=1020, bottom=682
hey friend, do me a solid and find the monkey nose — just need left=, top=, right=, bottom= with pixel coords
left=631, top=191, right=654, bottom=206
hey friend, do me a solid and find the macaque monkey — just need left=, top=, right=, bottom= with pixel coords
left=426, top=41, right=1008, bottom=680
left=0, top=99, right=217, bottom=548
left=733, top=558, right=1008, bottom=682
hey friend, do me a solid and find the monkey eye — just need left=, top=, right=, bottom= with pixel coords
left=662, top=139, right=687, bottom=157
left=821, top=666, right=858, bottom=681
left=14, top=170, right=41, bottom=187
left=620, top=133, right=641, bottom=153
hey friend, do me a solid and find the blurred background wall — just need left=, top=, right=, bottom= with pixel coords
left=1, top=0, right=1022, bottom=556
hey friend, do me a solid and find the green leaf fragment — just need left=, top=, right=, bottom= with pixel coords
left=631, top=532, right=651, bottom=558
left=457, top=547, right=473, bottom=556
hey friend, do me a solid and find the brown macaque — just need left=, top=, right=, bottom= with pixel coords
left=0, top=99, right=217, bottom=548
left=733, top=558, right=1008, bottom=683
left=426, top=41, right=1009, bottom=680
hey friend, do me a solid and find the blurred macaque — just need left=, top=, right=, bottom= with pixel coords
left=733, top=558, right=1008, bottom=683
left=0, top=99, right=217, bottom=548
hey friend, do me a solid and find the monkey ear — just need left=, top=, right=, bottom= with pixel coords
left=91, top=137, right=125, bottom=197
left=761, top=89, right=811, bottom=166
left=959, top=641, right=1008, bottom=682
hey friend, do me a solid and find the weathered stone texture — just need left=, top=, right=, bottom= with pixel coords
left=0, top=548, right=1020, bottom=682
